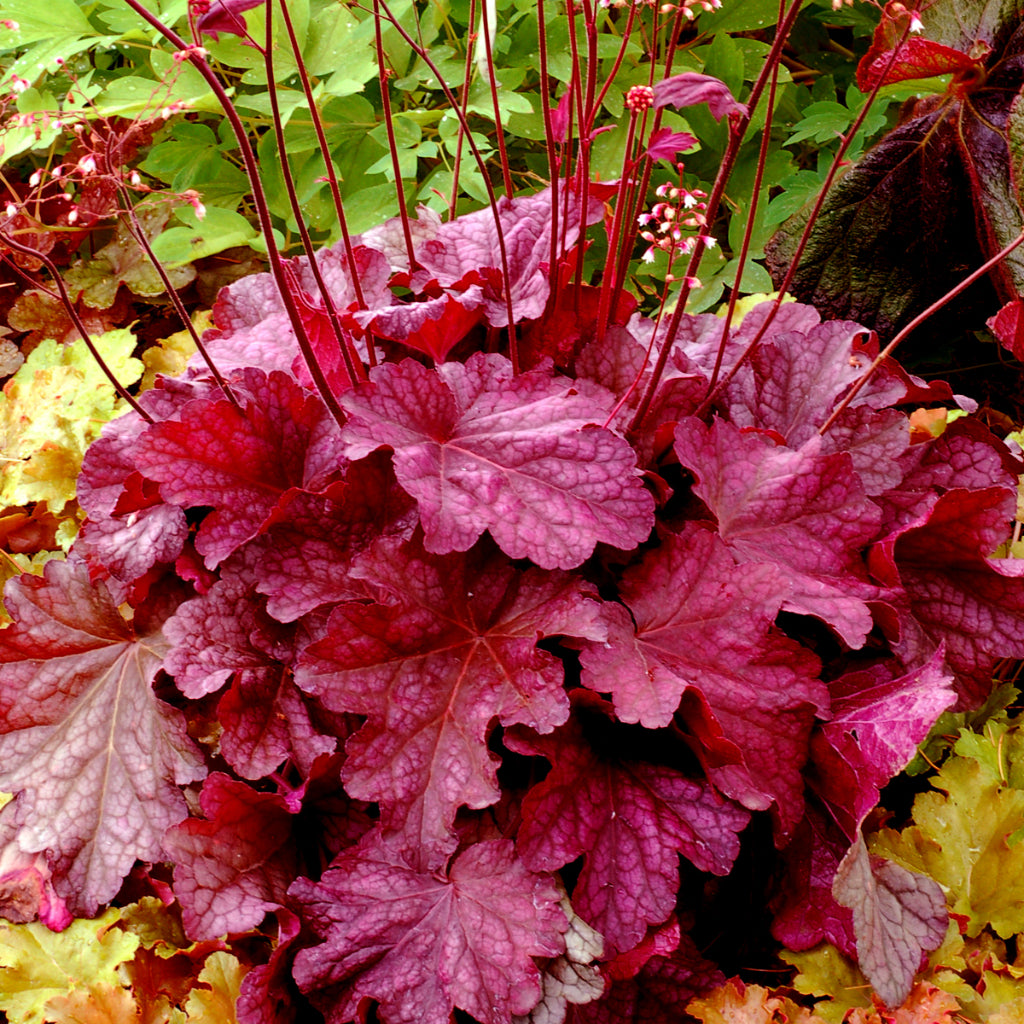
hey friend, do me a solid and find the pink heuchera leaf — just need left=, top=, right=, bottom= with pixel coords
left=573, top=925, right=724, bottom=1024
left=296, top=537, right=606, bottom=862
left=252, top=452, right=416, bottom=622
left=771, top=803, right=857, bottom=956
left=76, top=497, right=189, bottom=589
left=340, top=353, right=654, bottom=569
left=164, top=773, right=298, bottom=941
left=550, top=90, right=572, bottom=143
left=236, top=908, right=302, bottom=1024
left=856, top=1, right=982, bottom=92
left=833, top=835, right=947, bottom=1008
left=511, top=695, right=749, bottom=956
left=724, top=319, right=882, bottom=445
left=196, top=0, right=266, bottom=41
left=194, top=245, right=390, bottom=388
left=675, top=417, right=881, bottom=648
left=653, top=72, right=747, bottom=121
left=578, top=524, right=824, bottom=837
left=871, top=486, right=1024, bottom=706
left=290, top=831, right=567, bottom=1024
left=365, top=186, right=606, bottom=326
left=810, top=652, right=956, bottom=837
left=988, top=298, right=1024, bottom=360
left=0, top=838, right=72, bottom=930
left=135, top=368, right=346, bottom=567
left=645, top=127, right=697, bottom=163
left=163, top=570, right=336, bottom=778
left=875, top=419, right=1016, bottom=536
left=358, top=291, right=484, bottom=362
left=0, top=560, right=205, bottom=915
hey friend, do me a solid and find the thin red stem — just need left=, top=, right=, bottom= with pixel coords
left=819, top=230, right=1024, bottom=436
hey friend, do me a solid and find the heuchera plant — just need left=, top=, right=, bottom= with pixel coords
left=2, top=0, right=1024, bottom=1020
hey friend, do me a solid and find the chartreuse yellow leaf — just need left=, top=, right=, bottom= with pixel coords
left=0, top=329, right=142, bottom=513
left=140, top=312, right=209, bottom=392
left=183, top=951, right=244, bottom=1023
left=871, top=740, right=1024, bottom=938
left=0, top=908, right=138, bottom=1024
left=686, top=978, right=827, bottom=1023
left=782, top=944, right=874, bottom=1023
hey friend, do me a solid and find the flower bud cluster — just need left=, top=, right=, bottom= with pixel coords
left=625, top=86, right=655, bottom=114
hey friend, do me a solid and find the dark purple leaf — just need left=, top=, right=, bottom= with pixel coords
left=768, top=24, right=1024, bottom=340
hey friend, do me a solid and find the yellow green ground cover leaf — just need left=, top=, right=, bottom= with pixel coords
left=0, top=329, right=142, bottom=512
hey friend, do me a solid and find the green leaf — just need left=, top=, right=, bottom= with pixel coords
left=0, top=0, right=91, bottom=45
left=694, top=0, right=782, bottom=36
left=0, top=908, right=138, bottom=1024
left=871, top=750, right=1024, bottom=939
left=0, top=329, right=143, bottom=511
left=150, top=206, right=262, bottom=265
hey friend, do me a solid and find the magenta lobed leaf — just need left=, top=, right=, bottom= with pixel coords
left=361, top=186, right=606, bottom=327
left=810, top=653, right=956, bottom=837
left=511, top=697, right=750, bottom=956
left=653, top=72, right=747, bottom=121
left=135, top=368, right=346, bottom=567
left=164, top=773, right=298, bottom=941
left=290, top=832, right=567, bottom=1024
left=195, top=0, right=266, bottom=41
left=572, top=928, right=725, bottom=1024
left=644, top=127, right=698, bottom=163
left=578, top=524, right=824, bottom=836
left=675, top=416, right=881, bottom=647
left=296, top=537, right=605, bottom=862
left=339, top=353, right=654, bottom=569
left=0, top=560, right=205, bottom=915
left=251, top=452, right=416, bottom=622
left=872, top=485, right=1024, bottom=705
left=771, top=804, right=857, bottom=956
